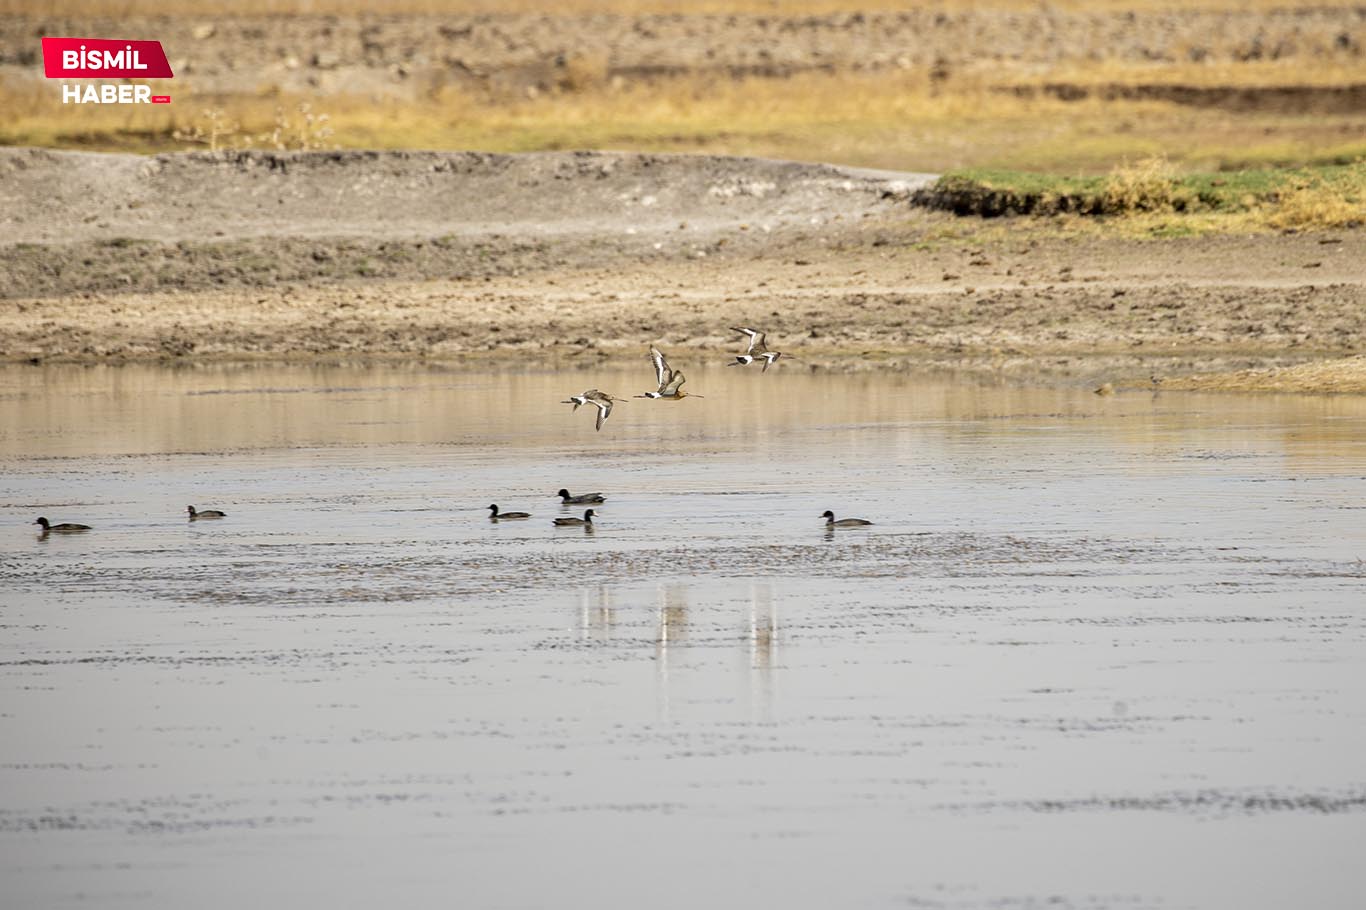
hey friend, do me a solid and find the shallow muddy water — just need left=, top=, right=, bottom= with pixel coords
left=2, top=362, right=1364, bottom=909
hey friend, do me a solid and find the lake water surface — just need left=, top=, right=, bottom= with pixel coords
left=2, top=362, right=1364, bottom=909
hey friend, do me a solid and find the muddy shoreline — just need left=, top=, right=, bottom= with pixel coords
left=6, top=242, right=1363, bottom=388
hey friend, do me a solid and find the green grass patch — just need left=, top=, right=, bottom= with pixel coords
left=919, top=160, right=1365, bottom=227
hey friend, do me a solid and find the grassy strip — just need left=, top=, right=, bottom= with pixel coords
left=4, top=62, right=1365, bottom=175
left=916, top=160, right=1366, bottom=228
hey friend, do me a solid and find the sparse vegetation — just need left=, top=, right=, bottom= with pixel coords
left=1262, top=171, right=1366, bottom=231
left=172, top=103, right=335, bottom=151
left=1102, top=156, right=1188, bottom=214
left=919, top=160, right=1366, bottom=230
left=3, top=71, right=1363, bottom=177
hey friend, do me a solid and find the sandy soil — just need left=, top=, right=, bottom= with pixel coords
left=2, top=148, right=1363, bottom=389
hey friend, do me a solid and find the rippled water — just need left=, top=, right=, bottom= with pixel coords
left=2, top=362, right=1364, bottom=909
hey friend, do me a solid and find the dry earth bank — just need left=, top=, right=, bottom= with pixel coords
left=1154, top=355, right=1366, bottom=394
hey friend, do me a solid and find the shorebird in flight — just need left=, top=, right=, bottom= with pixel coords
left=563, top=389, right=624, bottom=431
left=728, top=326, right=785, bottom=372
left=636, top=347, right=701, bottom=399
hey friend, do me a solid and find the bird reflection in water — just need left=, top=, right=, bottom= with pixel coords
left=655, top=583, right=689, bottom=721
left=747, top=583, right=778, bottom=719
left=578, top=586, right=615, bottom=641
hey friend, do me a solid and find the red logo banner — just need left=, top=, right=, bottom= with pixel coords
left=42, top=37, right=174, bottom=79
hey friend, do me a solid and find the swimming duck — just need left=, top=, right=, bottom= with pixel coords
left=187, top=505, right=226, bottom=519
left=636, top=347, right=701, bottom=399
left=554, top=509, right=596, bottom=526
left=728, top=326, right=785, bottom=372
left=558, top=489, right=606, bottom=504
left=488, top=504, right=531, bottom=520
left=822, top=510, right=872, bottom=527
left=34, top=517, right=91, bottom=532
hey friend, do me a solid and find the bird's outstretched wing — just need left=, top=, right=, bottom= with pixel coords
left=732, top=326, right=768, bottom=355
left=661, top=371, right=687, bottom=396
left=591, top=399, right=611, bottom=431
left=649, top=347, right=673, bottom=392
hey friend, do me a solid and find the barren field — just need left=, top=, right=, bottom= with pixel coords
left=3, top=5, right=1363, bottom=171
left=5, top=6, right=1361, bottom=98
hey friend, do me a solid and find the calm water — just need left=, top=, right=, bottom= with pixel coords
left=1, top=363, right=1364, bottom=909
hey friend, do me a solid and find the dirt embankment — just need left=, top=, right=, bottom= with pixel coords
left=1, top=147, right=930, bottom=247
left=1, top=148, right=1364, bottom=391
left=0, top=147, right=929, bottom=297
left=2, top=9, right=1362, bottom=100
left=1155, top=356, right=1366, bottom=393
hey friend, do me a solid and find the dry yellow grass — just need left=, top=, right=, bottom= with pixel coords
left=1262, top=173, right=1366, bottom=230
left=1102, top=156, right=1187, bottom=213
left=1157, top=357, right=1366, bottom=394
left=4, top=0, right=1362, bottom=15
left=4, top=68, right=1364, bottom=177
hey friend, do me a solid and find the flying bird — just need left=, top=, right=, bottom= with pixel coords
left=584, top=390, right=623, bottom=430
left=636, top=347, right=701, bottom=399
left=563, top=389, right=624, bottom=431
left=727, top=326, right=785, bottom=372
